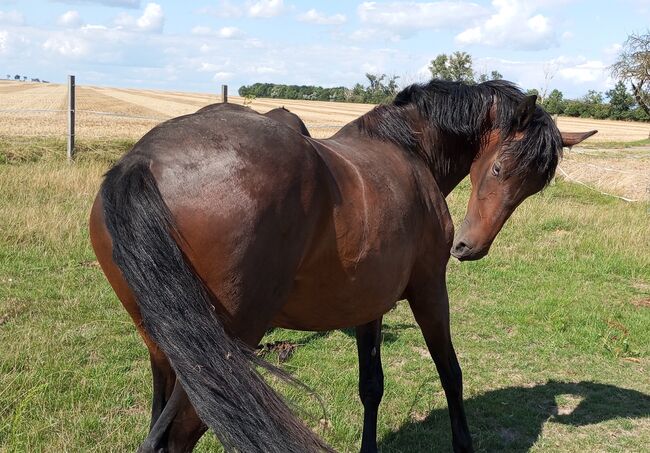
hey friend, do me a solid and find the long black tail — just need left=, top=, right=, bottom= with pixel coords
left=101, top=157, right=332, bottom=453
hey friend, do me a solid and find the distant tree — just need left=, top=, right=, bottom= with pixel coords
left=6, top=74, right=10, bottom=80
left=611, top=30, right=650, bottom=115
left=477, top=70, right=503, bottom=83
left=525, top=88, right=540, bottom=98
left=539, top=62, right=558, bottom=102
left=543, top=89, right=565, bottom=114
left=363, top=73, right=399, bottom=103
left=606, top=81, right=635, bottom=119
left=429, top=52, right=474, bottom=82
left=581, top=90, right=610, bottom=119
left=582, top=90, right=604, bottom=105
left=14, top=74, right=20, bottom=80
left=22, top=76, right=27, bottom=82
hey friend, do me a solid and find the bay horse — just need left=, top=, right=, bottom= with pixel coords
left=89, top=80, right=595, bottom=453
left=196, top=103, right=312, bottom=136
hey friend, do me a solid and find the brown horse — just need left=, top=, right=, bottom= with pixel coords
left=196, top=103, right=311, bottom=136
left=89, top=80, right=595, bottom=453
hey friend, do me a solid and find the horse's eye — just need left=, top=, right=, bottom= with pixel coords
left=492, top=161, right=501, bottom=177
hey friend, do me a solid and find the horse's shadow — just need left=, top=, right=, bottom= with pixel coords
left=379, top=380, right=650, bottom=452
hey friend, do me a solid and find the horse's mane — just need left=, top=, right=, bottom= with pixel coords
left=357, top=79, right=562, bottom=184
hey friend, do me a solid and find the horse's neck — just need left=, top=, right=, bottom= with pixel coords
left=431, top=147, right=476, bottom=196
left=333, top=117, right=478, bottom=196
left=417, top=128, right=479, bottom=196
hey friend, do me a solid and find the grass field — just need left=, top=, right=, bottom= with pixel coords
left=0, top=133, right=649, bottom=452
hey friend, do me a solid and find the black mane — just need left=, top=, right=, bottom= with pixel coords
left=357, top=79, right=562, bottom=184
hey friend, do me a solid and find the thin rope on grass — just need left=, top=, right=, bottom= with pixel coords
left=557, top=165, right=640, bottom=202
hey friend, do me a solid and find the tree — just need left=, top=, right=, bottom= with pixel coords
left=611, top=30, right=650, bottom=115
left=14, top=74, right=20, bottom=80
left=429, top=52, right=474, bottom=82
left=22, top=76, right=27, bottom=82
left=6, top=74, right=10, bottom=80
left=543, top=89, right=565, bottom=114
left=477, top=70, right=503, bottom=83
left=525, top=88, right=540, bottom=97
left=606, top=81, right=634, bottom=119
left=539, top=62, right=558, bottom=103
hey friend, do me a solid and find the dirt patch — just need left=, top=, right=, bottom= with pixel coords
left=631, top=298, right=650, bottom=308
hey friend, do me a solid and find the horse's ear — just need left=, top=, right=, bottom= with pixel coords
left=561, top=130, right=598, bottom=147
left=514, top=95, right=537, bottom=130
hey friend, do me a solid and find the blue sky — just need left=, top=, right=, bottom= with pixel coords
left=0, top=0, right=648, bottom=97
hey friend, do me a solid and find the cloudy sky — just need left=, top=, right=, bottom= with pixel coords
left=0, top=0, right=648, bottom=97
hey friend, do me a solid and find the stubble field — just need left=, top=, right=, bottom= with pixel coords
left=1, top=79, right=649, bottom=201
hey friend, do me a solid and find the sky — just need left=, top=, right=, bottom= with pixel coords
left=0, top=0, right=648, bottom=97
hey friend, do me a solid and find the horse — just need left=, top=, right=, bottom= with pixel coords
left=196, top=103, right=311, bottom=136
left=89, top=79, right=595, bottom=453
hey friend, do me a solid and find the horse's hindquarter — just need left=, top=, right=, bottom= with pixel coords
left=273, top=138, right=425, bottom=330
left=142, top=112, right=327, bottom=342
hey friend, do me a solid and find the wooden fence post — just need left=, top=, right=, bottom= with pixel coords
left=221, top=84, right=228, bottom=103
left=67, top=75, right=75, bottom=162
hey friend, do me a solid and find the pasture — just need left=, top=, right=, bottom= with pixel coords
left=0, top=81, right=649, bottom=452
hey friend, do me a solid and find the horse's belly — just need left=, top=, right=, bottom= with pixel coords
left=272, top=250, right=413, bottom=331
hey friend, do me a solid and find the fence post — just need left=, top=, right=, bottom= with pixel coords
left=67, top=75, right=75, bottom=162
left=221, top=84, right=228, bottom=103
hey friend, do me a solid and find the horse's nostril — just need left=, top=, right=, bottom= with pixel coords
left=454, top=241, right=470, bottom=253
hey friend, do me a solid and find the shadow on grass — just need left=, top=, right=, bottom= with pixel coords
left=379, top=381, right=650, bottom=452
left=267, top=322, right=419, bottom=347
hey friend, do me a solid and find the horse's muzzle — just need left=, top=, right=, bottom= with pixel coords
left=451, top=240, right=489, bottom=261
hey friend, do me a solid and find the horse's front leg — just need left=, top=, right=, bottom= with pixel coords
left=407, top=275, right=473, bottom=453
left=355, top=317, right=384, bottom=453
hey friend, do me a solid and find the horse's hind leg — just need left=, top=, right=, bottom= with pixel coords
left=138, top=380, right=206, bottom=453
left=407, top=276, right=473, bottom=453
left=149, top=349, right=176, bottom=430
left=355, top=318, right=384, bottom=453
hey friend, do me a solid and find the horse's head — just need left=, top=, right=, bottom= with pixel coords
left=451, top=95, right=596, bottom=261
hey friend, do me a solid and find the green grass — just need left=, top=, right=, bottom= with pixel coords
left=1, top=144, right=649, bottom=452
left=580, top=137, right=650, bottom=149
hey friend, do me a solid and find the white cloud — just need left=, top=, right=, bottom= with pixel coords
left=197, top=1, right=244, bottom=18
left=191, top=25, right=244, bottom=39
left=358, top=1, right=488, bottom=31
left=557, top=59, right=607, bottom=84
left=0, top=10, right=25, bottom=25
left=115, top=2, right=164, bottom=33
left=43, top=34, right=90, bottom=58
left=0, top=30, right=7, bottom=54
left=298, top=9, right=346, bottom=25
left=603, top=43, right=622, bottom=56
left=60, top=0, right=141, bottom=7
left=474, top=55, right=614, bottom=95
left=456, top=0, right=558, bottom=50
left=58, top=11, right=83, bottom=28
left=213, top=71, right=234, bottom=81
left=247, top=0, right=284, bottom=18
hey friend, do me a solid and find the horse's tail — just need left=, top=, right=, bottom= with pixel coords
left=100, top=157, right=332, bottom=453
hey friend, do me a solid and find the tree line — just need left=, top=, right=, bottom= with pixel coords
left=239, top=31, right=650, bottom=123
left=238, top=73, right=400, bottom=104
left=5, top=74, right=50, bottom=83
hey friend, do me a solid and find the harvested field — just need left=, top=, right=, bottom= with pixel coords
left=1, top=80, right=648, bottom=200
left=1, top=80, right=648, bottom=140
